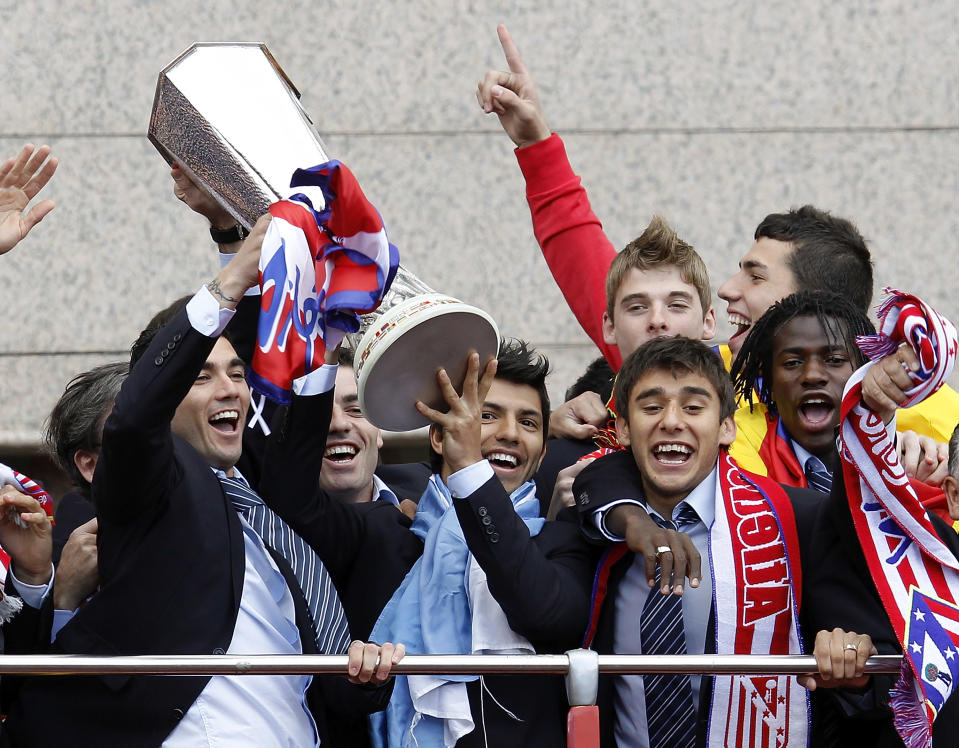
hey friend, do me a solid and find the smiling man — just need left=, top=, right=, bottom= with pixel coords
left=367, top=340, right=593, bottom=747
left=5, top=219, right=402, bottom=747
left=570, top=337, right=821, bottom=748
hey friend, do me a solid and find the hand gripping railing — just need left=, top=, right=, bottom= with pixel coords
left=0, top=651, right=903, bottom=747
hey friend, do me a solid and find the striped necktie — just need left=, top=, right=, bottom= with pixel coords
left=640, top=504, right=700, bottom=748
left=219, top=475, right=351, bottom=654
left=804, top=459, right=833, bottom=494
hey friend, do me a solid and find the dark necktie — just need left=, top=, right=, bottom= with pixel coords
left=640, top=504, right=700, bottom=748
left=219, top=475, right=351, bottom=654
left=804, top=459, right=833, bottom=494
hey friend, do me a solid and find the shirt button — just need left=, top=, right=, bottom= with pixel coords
left=205, top=315, right=215, bottom=327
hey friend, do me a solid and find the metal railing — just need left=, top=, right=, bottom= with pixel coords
left=0, top=652, right=902, bottom=748
left=0, top=652, right=903, bottom=676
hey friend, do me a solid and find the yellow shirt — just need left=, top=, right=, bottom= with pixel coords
left=718, top=342, right=959, bottom=478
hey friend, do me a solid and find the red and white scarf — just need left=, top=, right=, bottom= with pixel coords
left=840, top=288, right=959, bottom=748
left=584, top=451, right=809, bottom=747
left=708, top=451, right=809, bottom=747
left=251, top=160, right=399, bottom=403
left=0, top=464, right=54, bottom=623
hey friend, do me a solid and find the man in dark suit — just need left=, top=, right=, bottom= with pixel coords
left=267, top=340, right=595, bottom=747
left=4, top=216, right=402, bottom=747
left=571, top=337, right=821, bottom=748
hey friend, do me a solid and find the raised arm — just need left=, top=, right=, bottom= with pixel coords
left=477, top=26, right=621, bottom=368
left=0, top=144, right=58, bottom=256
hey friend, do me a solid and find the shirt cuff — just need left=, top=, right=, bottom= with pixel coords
left=51, top=609, right=76, bottom=642
left=186, top=285, right=236, bottom=337
left=218, top=253, right=260, bottom=296
left=448, top=461, right=495, bottom=499
left=292, top=363, right=338, bottom=396
left=9, top=564, right=54, bottom=609
left=592, top=499, right=647, bottom=542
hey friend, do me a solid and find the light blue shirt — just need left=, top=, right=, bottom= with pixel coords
left=163, top=513, right=319, bottom=747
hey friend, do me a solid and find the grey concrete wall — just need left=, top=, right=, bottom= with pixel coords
left=2, top=0, right=958, bottom=451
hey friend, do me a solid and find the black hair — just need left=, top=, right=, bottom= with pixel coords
left=614, top=337, right=736, bottom=422
left=45, top=362, right=128, bottom=488
left=731, top=290, right=875, bottom=412
left=428, top=338, right=551, bottom=473
left=565, top=356, right=615, bottom=404
left=754, top=205, right=874, bottom=313
left=130, top=293, right=239, bottom=369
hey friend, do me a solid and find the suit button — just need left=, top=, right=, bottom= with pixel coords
left=173, top=333, right=182, bottom=341
left=161, top=348, right=169, bottom=358
left=481, top=516, right=492, bottom=526
left=167, top=341, right=176, bottom=350
left=477, top=506, right=488, bottom=517
left=154, top=356, right=164, bottom=366
left=490, top=532, right=500, bottom=543
left=173, top=708, right=185, bottom=721
left=212, top=647, right=225, bottom=655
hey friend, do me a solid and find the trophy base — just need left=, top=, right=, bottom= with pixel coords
left=355, top=294, right=500, bottom=432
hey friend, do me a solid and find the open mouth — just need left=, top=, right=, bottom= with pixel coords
left=727, top=313, right=751, bottom=341
left=209, top=410, right=240, bottom=434
left=653, top=443, right=692, bottom=465
left=486, top=452, right=521, bottom=470
left=797, top=397, right=835, bottom=428
left=324, top=444, right=359, bottom=464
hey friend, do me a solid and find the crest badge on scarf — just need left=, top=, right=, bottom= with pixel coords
left=250, top=160, right=399, bottom=403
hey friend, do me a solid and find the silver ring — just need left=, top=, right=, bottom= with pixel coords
left=654, top=546, right=671, bottom=556
left=844, top=643, right=858, bottom=652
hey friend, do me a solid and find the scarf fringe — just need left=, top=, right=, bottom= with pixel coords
left=890, top=662, right=933, bottom=748
left=856, top=332, right=899, bottom=363
left=0, top=594, right=23, bottom=624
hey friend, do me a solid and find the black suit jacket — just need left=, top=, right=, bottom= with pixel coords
left=571, top=449, right=822, bottom=747
left=4, top=309, right=388, bottom=747
left=802, top=463, right=959, bottom=747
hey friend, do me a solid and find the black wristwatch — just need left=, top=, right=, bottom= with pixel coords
left=209, top=223, right=250, bottom=244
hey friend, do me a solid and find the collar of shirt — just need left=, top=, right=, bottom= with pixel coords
left=776, top=419, right=829, bottom=477
left=644, top=462, right=717, bottom=529
left=211, top=466, right=259, bottom=498
left=372, top=474, right=399, bottom=507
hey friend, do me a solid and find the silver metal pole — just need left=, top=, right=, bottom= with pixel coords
left=0, top=653, right=903, bottom=676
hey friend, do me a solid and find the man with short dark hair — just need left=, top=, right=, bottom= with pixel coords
left=5, top=218, right=402, bottom=746
left=571, top=337, right=821, bottom=748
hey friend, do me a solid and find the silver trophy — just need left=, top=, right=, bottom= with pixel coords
left=149, top=43, right=498, bottom=431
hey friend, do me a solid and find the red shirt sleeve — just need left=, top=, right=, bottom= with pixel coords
left=516, top=134, right=623, bottom=371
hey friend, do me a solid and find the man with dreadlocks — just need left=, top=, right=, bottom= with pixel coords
left=730, top=291, right=950, bottom=498
left=729, top=291, right=874, bottom=491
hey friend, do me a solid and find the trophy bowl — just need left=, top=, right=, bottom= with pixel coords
left=355, top=295, right=500, bottom=432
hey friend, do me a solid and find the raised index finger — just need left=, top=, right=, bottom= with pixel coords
left=497, top=24, right=529, bottom=76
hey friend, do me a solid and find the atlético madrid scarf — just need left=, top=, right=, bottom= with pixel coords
left=840, top=288, right=959, bottom=748
left=0, top=464, right=54, bottom=622
left=585, top=450, right=809, bottom=747
left=250, top=160, right=399, bottom=403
